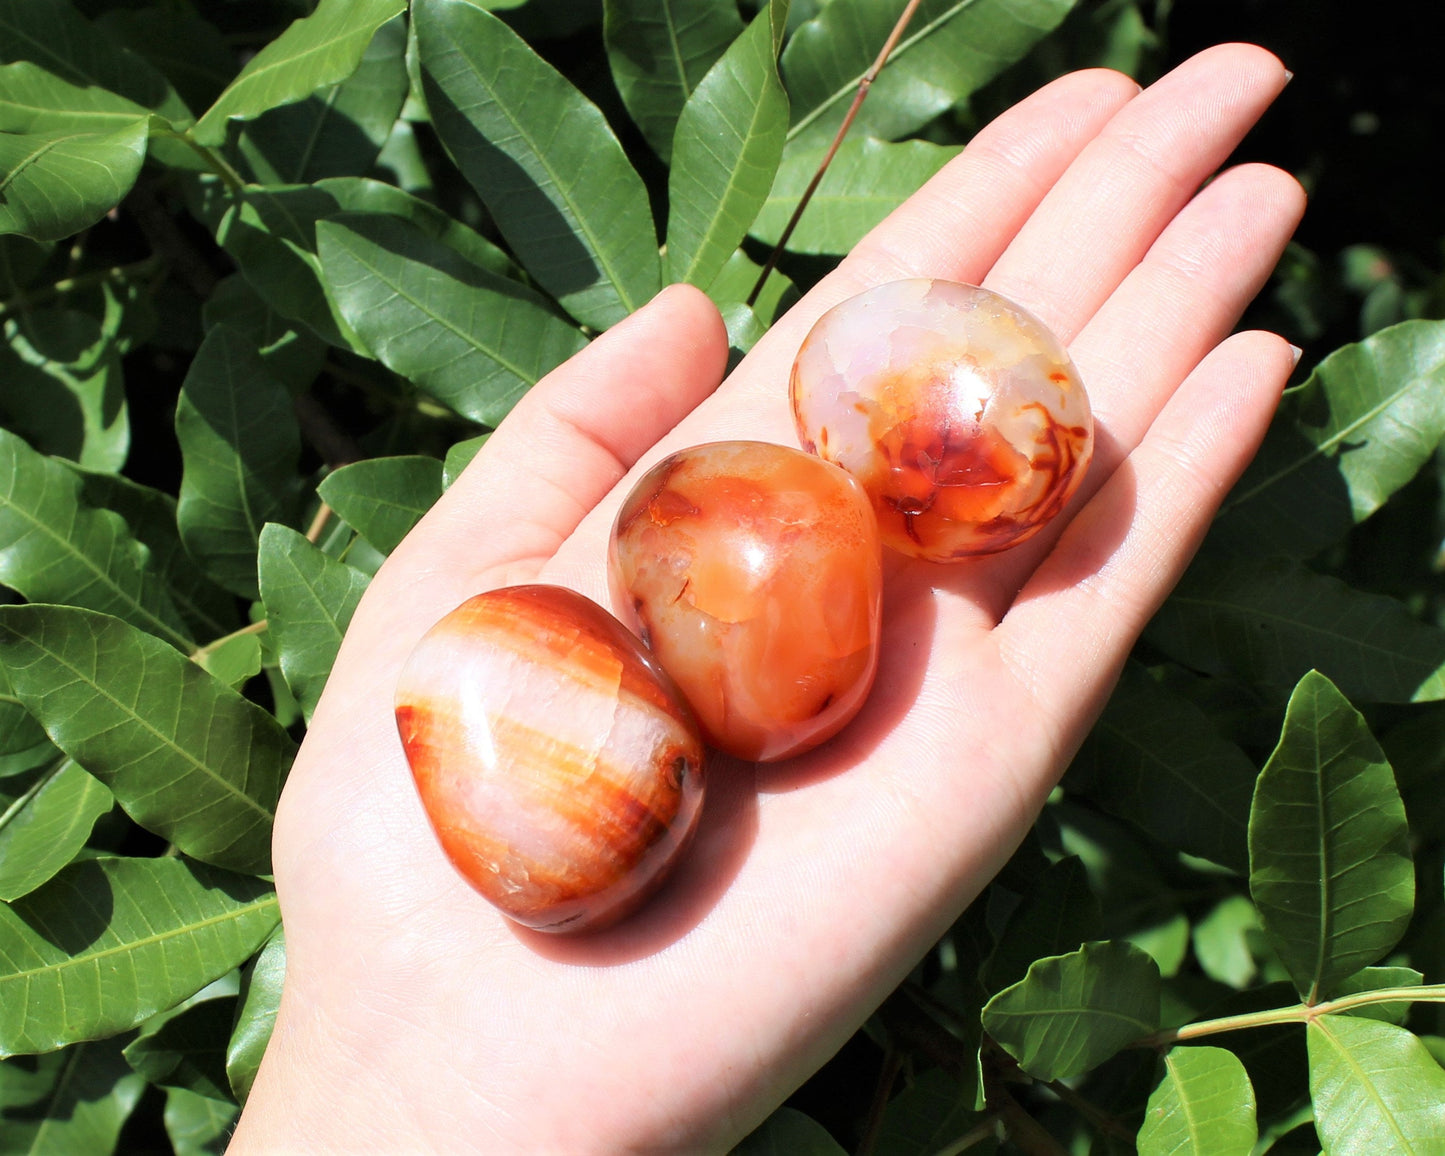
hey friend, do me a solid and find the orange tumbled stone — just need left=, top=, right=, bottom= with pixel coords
left=610, top=441, right=883, bottom=762
left=791, top=279, right=1093, bottom=560
left=395, top=585, right=705, bottom=933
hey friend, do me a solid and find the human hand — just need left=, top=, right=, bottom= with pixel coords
left=230, top=43, right=1304, bottom=1153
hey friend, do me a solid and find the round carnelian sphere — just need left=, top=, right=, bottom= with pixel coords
left=790, top=279, right=1093, bottom=561
left=395, top=585, right=705, bottom=934
left=610, top=441, right=883, bottom=763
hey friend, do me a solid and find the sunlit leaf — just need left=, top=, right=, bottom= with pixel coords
left=1146, top=555, right=1445, bottom=703
left=603, top=0, right=745, bottom=162
left=0, top=605, right=294, bottom=874
left=0, top=428, right=192, bottom=651
left=226, top=923, right=283, bottom=1106
left=1307, top=1015, right=1445, bottom=1154
left=442, top=433, right=490, bottom=489
left=0, top=61, right=150, bottom=135
left=317, top=455, right=444, bottom=555
left=0, top=857, right=278, bottom=1057
left=414, top=0, right=660, bottom=328
left=1249, top=671, right=1413, bottom=1002
left=176, top=324, right=302, bottom=600
left=0, top=121, right=149, bottom=242
left=1137, top=1046, right=1256, bottom=1156
left=982, top=940, right=1160, bottom=1081
left=666, top=0, right=789, bottom=288
left=704, top=248, right=797, bottom=330
left=317, top=213, right=586, bottom=425
left=257, top=524, right=370, bottom=722
left=751, top=137, right=958, bottom=255
left=192, top=0, right=406, bottom=145
left=164, top=1086, right=238, bottom=1156
left=0, top=757, right=111, bottom=902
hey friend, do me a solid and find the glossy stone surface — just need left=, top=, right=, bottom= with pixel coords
left=395, top=585, right=705, bottom=933
left=610, top=441, right=882, bottom=762
left=791, top=279, right=1093, bottom=561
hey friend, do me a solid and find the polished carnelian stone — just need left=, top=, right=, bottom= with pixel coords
left=791, top=279, right=1093, bottom=561
left=610, top=441, right=882, bottom=762
left=395, top=585, right=705, bottom=933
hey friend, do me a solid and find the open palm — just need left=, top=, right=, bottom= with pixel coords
left=232, top=44, right=1304, bottom=1153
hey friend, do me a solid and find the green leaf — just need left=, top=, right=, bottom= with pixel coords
left=1145, top=555, right=1445, bottom=703
left=665, top=0, right=789, bottom=288
left=1248, top=671, right=1414, bottom=1003
left=874, top=1068, right=988, bottom=1156
left=414, top=0, right=661, bottom=329
left=232, top=14, right=408, bottom=185
left=1070, top=661, right=1258, bottom=874
left=202, top=275, right=327, bottom=396
left=0, top=857, right=278, bottom=1058
left=65, top=468, right=238, bottom=645
left=191, top=0, right=407, bottom=146
left=732, top=1106, right=848, bottom=1155
left=0, top=121, right=149, bottom=242
left=91, top=8, right=237, bottom=119
left=123, top=997, right=234, bottom=1101
left=0, top=428, right=192, bottom=651
left=0, top=605, right=294, bottom=874
left=1307, top=1015, right=1445, bottom=1154
left=1137, top=1046, right=1257, bottom=1156
left=0, top=308, right=129, bottom=472
left=603, top=0, right=745, bottom=163
left=257, top=524, right=370, bottom=722
left=442, top=433, right=490, bottom=488
left=1333, top=966, right=1423, bottom=1026
left=194, top=631, right=263, bottom=693
left=0, top=60, right=150, bottom=135
left=164, top=1086, right=238, bottom=1156
left=984, top=856, right=1101, bottom=994
left=0, top=757, right=112, bottom=902
left=981, top=940, right=1160, bottom=1082
left=317, top=455, right=444, bottom=555
left=0, top=0, right=188, bottom=123
left=1191, top=895, right=1260, bottom=990
left=176, top=324, right=302, bottom=600
left=317, top=213, right=586, bottom=425
left=781, top=0, right=1077, bottom=150
left=0, top=1037, right=145, bottom=1154
left=226, top=923, right=283, bottom=1106
left=704, top=247, right=798, bottom=329
left=1212, top=319, right=1445, bottom=559
left=751, top=137, right=958, bottom=255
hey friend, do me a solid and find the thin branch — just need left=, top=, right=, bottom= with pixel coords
left=855, top=1045, right=904, bottom=1156
left=747, top=0, right=924, bottom=306
left=0, top=256, right=163, bottom=321
left=930, top=1114, right=1001, bottom=1156
left=1040, top=1079, right=1132, bottom=1142
left=124, top=181, right=223, bottom=300
left=306, top=503, right=334, bottom=544
left=190, top=619, right=268, bottom=664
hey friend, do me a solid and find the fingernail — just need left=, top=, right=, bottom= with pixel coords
left=1283, top=69, right=1295, bottom=85
left=1288, top=344, right=1304, bottom=366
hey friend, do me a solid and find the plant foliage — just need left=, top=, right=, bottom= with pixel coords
left=2, top=0, right=1443, bottom=1151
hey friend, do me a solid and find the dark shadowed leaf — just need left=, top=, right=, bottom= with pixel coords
left=1333, top=966, right=1422, bottom=1025
left=0, top=757, right=112, bottom=902
left=1248, top=671, right=1413, bottom=1002
left=751, top=138, right=958, bottom=254
left=982, top=940, right=1160, bottom=1081
left=781, top=0, right=1077, bottom=150
left=1212, top=319, right=1445, bottom=559
left=732, top=1106, right=848, bottom=1155
left=317, top=455, right=444, bottom=554
left=0, top=857, right=278, bottom=1057
left=317, top=213, right=586, bottom=424
left=257, top=524, right=370, bottom=722
left=176, top=324, right=302, bottom=600
left=192, top=0, right=406, bottom=145
left=1137, top=1046, right=1256, bottom=1156
left=0, top=428, right=192, bottom=650
left=1307, top=1015, right=1445, bottom=1154
left=232, top=15, right=408, bottom=185
left=0, top=1036, right=144, bottom=1154
left=414, top=0, right=660, bottom=328
left=665, top=0, right=789, bottom=288
left=226, top=923, right=284, bottom=1106
left=1146, top=555, right=1445, bottom=703
left=0, top=121, right=149, bottom=242
left=164, top=1087, right=238, bottom=1155
left=984, top=856, right=1101, bottom=994
left=603, top=0, right=745, bottom=162
left=0, top=605, right=294, bottom=874
left=124, top=997, right=235, bottom=1101
left=202, top=275, right=327, bottom=396
left=91, top=7, right=237, bottom=117
left=875, top=1068, right=990, bottom=1156
left=1070, top=660, right=1258, bottom=874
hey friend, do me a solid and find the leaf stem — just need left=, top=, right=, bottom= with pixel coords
left=169, top=129, right=247, bottom=194
left=190, top=619, right=269, bottom=664
left=931, top=1115, right=1000, bottom=1156
left=305, top=503, right=334, bottom=544
left=1140, top=984, right=1445, bottom=1048
left=746, top=0, right=923, bottom=305
left=855, top=1044, right=904, bottom=1156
